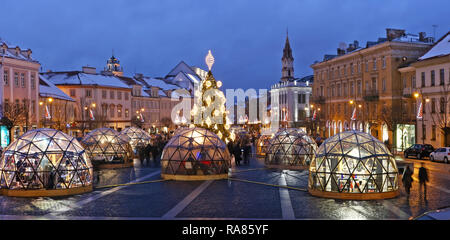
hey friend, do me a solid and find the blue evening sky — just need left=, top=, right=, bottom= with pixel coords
left=1, top=0, right=449, bottom=89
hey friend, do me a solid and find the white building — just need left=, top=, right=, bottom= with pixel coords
left=413, top=31, right=450, bottom=147
left=270, top=34, right=313, bottom=128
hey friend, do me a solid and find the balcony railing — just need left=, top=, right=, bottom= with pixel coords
left=311, top=96, right=326, bottom=104
left=363, top=89, right=379, bottom=101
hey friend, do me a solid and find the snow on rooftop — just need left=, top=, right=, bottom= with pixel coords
left=141, top=77, right=180, bottom=90
left=42, top=72, right=131, bottom=89
left=39, top=75, right=75, bottom=102
left=419, top=33, right=450, bottom=60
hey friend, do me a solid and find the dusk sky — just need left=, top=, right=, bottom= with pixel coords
left=1, top=0, right=449, bottom=90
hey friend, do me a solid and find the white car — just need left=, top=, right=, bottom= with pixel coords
left=430, top=147, right=450, bottom=163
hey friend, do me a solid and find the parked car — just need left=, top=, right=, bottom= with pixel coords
left=430, top=147, right=450, bottom=163
left=404, top=144, right=435, bottom=159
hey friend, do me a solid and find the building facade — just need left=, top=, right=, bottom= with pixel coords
left=311, top=28, right=433, bottom=151
left=38, top=75, right=77, bottom=133
left=0, top=39, right=41, bottom=144
left=270, top=34, right=313, bottom=129
left=41, top=66, right=133, bottom=137
left=411, top=32, right=450, bottom=147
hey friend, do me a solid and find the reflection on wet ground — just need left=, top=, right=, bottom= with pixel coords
left=0, top=153, right=449, bottom=219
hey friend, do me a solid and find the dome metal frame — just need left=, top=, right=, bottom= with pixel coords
left=308, top=130, right=399, bottom=200
left=265, top=129, right=317, bottom=170
left=256, top=135, right=273, bottom=157
left=81, top=128, right=133, bottom=169
left=0, top=128, right=93, bottom=197
left=161, top=127, right=231, bottom=180
left=120, top=127, right=152, bottom=152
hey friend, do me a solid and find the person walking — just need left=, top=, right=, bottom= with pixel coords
left=402, top=166, right=413, bottom=197
left=145, top=143, right=152, bottom=166
left=233, top=143, right=242, bottom=166
left=243, top=139, right=251, bottom=165
left=418, top=163, right=429, bottom=199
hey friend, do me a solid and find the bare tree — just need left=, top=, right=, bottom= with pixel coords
left=0, top=99, right=29, bottom=142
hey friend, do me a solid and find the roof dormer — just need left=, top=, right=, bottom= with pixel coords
left=14, top=46, right=20, bottom=56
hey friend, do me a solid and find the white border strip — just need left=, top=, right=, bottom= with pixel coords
left=162, top=180, right=213, bottom=219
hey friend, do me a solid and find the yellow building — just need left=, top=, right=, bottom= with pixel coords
left=311, top=29, right=433, bottom=151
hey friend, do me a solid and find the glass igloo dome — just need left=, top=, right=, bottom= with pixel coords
left=256, top=135, right=273, bottom=156
left=81, top=128, right=133, bottom=169
left=0, top=128, right=93, bottom=197
left=161, top=127, right=231, bottom=180
left=265, top=129, right=317, bottom=170
left=308, top=130, right=399, bottom=200
left=120, top=127, right=152, bottom=152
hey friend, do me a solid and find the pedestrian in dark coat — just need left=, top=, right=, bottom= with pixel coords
left=418, top=163, right=429, bottom=199
left=137, top=146, right=145, bottom=165
left=144, top=143, right=152, bottom=166
left=243, top=141, right=251, bottom=165
left=233, top=143, right=242, bottom=166
left=402, top=166, right=413, bottom=196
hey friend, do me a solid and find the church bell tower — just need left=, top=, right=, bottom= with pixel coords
left=281, top=32, right=294, bottom=82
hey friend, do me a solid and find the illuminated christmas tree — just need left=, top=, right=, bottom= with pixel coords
left=190, top=50, right=234, bottom=143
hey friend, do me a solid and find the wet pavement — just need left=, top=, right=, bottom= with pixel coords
left=0, top=152, right=449, bottom=220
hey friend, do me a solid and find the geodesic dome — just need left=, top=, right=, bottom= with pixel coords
left=265, top=129, right=317, bottom=170
left=283, top=128, right=306, bottom=135
left=0, top=128, right=93, bottom=197
left=161, top=127, right=231, bottom=180
left=120, top=127, right=152, bottom=152
left=81, top=128, right=133, bottom=167
left=256, top=135, right=273, bottom=156
left=308, top=130, right=399, bottom=200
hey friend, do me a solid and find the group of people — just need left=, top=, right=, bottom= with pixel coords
left=135, top=137, right=168, bottom=166
left=402, top=163, right=429, bottom=200
left=227, top=135, right=254, bottom=166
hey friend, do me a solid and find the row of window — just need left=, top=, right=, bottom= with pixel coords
left=420, top=68, right=448, bottom=87
left=3, top=70, right=36, bottom=89
left=70, top=88, right=130, bottom=100
left=422, top=97, right=449, bottom=114
left=321, top=77, right=386, bottom=98
left=278, top=92, right=308, bottom=104
left=316, top=56, right=387, bottom=81
left=99, top=104, right=128, bottom=118
left=3, top=99, right=36, bottom=116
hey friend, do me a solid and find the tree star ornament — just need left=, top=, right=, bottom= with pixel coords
left=205, top=50, right=215, bottom=71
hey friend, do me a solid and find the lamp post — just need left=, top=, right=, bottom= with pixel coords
left=349, top=99, right=362, bottom=131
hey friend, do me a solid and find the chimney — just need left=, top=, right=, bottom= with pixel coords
left=134, top=73, right=143, bottom=79
left=386, top=28, right=405, bottom=41
left=419, top=32, right=426, bottom=42
left=337, top=42, right=347, bottom=55
left=82, top=66, right=96, bottom=74
left=353, top=40, right=359, bottom=48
